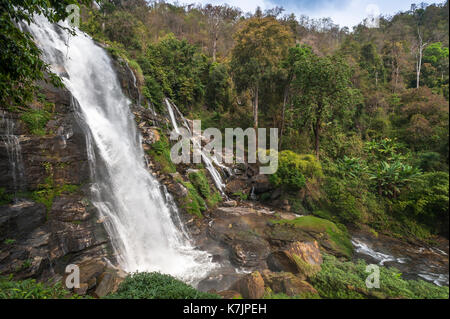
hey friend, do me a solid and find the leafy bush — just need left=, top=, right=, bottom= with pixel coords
left=0, top=187, right=14, bottom=205
left=323, top=177, right=363, bottom=224
left=188, top=170, right=222, bottom=208
left=368, top=160, right=422, bottom=198
left=106, top=272, right=220, bottom=299
left=147, top=135, right=176, bottom=174
left=0, top=276, right=83, bottom=299
left=270, top=151, right=322, bottom=191
left=393, top=172, right=449, bottom=235
left=311, top=254, right=449, bottom=299
left=20, top=108, right=51, bottom=136
left=179, top=181, right=207, bottom=218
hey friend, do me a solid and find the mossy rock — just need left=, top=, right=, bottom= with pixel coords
left=269, top=216, right=353, bottom=258
left=146, top=135, right=176, bottom=174
left=179, top=181, right=206, bottom=218
left=187, top=169, right=222, bottom=208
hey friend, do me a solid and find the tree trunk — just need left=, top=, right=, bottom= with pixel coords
left=253, top=85, right=259, bottom=150
left=212, top=32, right=218, bottom=62
left=279, top=85, right=289, bottom=148
left=416, top=28, right=427, bottom=89
left=313, top=120, right=321, bottom=160
left=253, top=85, right=259, bottom=130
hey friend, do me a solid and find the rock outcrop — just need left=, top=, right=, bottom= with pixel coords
left=0, top=83, right=112, bottom=286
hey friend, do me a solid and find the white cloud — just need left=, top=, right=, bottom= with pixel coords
left=166, top=0, right=444, bottom=28
left=168, top=0, right=276, bottom=14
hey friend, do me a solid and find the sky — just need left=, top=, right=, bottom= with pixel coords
left=167, top=0, right=446, bottom=28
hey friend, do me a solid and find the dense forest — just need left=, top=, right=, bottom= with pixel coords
left=0, top=0, right=449, bottom=300
left=74, top=0, right=450, bottom=240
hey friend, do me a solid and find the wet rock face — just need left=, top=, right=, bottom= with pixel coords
left=0, top=201, right=46, bottom=242
left=110, top=57, right=141, bottom=105
left=0, top=82, right=112, bottom=283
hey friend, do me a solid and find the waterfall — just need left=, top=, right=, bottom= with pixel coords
left=27, top=16, right=215, bottom=284
left=0, top=112, right=26, bottom=196
left=164, top=99, right=227, bottom=194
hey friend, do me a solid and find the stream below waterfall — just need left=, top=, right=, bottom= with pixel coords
left=351, top=230, right=449, bottom=286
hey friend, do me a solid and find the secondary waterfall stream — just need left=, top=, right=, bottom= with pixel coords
left=165, top=99, right=230, bottom=193
left=0, top=112, right=26, bottom=197
left=26, top=16, right=215, bottom=284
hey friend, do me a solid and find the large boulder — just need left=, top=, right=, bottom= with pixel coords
left=261, top=270, right=318, bottom=297
left=232, top=271, right=265, bottom=299
left=267, top=241, right=322, bottom=278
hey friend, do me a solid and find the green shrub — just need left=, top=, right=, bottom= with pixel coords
left=147, top=135, right=176, bottom=174
left=0, top=187, right=14, bottom=205
left=323, top=177, right=363, bottom=224
left=270, top=152, right=304, bottom=190
left=180, top=181, right=206, bottom=218
left=232, top=191, right=248, bottom=201
left=188, top=170, right=222, bottom=207
left=0, top=276, right=84, bottom=299
left=393, top=172, right=449, bottom=235
left=106, top=272, right=220, bottom=299
left=311, top=254, right=449, bottom=299
left=20, top=108, right=51, bottom=136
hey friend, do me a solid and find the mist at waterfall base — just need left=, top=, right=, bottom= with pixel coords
left=26, top=16, right=216, bottom=285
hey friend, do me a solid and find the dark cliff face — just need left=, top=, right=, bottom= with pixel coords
left=0, top=81, right=111, bottom=283
left=0, top=52, right=148, bottom=293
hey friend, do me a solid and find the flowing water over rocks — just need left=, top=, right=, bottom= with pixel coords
left=0, top=112, right=26, bottom=196
left=351, top=230, right=449, bottom=286
left=26, top=16, right=216, bottom=285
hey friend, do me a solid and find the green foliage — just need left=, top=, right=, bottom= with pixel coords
left=0, top=187, right=14, bottom=205
left=30, top=163, right=80, bottom=215
left=188, top=169, right=222, bottom=207
left=269, top=151, right=322, bottom=191
left=290, top=46, right=361, bottom=157
left=393, top=172, right=449, bottom=235
left=0, top=275, right=83, bottom=299
left=323, top=177, right=363, bottom=224
left=138, top=34, right=208, bottom=111
left=180, top=181, right=207, bottom=218
left=0, top=0, right=88, bottom=107
left=311, top=254, right=449, bottom=299
left=205, top=62, right=232, bottom=112
left=368, top=161, right=422, bottom=198
left=106, top=272, right=220, bottom=299
left=147, top=135, right=176, bottom=174
left=262, top=291, right=320, bottom=299
left=20, top=108, right=51, bottom=136
left=3, top=238, right=15, bottom=245
left=232, top=191, right=248, bottom=201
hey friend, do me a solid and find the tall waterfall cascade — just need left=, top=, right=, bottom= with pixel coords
left=26, top=16, right=215, bottom=284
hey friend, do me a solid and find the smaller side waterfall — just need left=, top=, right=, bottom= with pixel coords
left=165, top=99, right=227, bottom=194
left=0, top=112, right=26, bottom=196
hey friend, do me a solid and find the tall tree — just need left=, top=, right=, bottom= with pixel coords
left=230, top=16, right=293, bottom=132
left=0, top=0, right=88, bottom=106
left=202, top=4, right=240, bottom=62
left=291, top=48, right=359, bottom=159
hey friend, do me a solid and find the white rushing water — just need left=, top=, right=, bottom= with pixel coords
left=26, top=16, right=215, bottom=284
left=165, top=99, right=227, bottom=193
left=0, top=112, right=26, bottom=196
